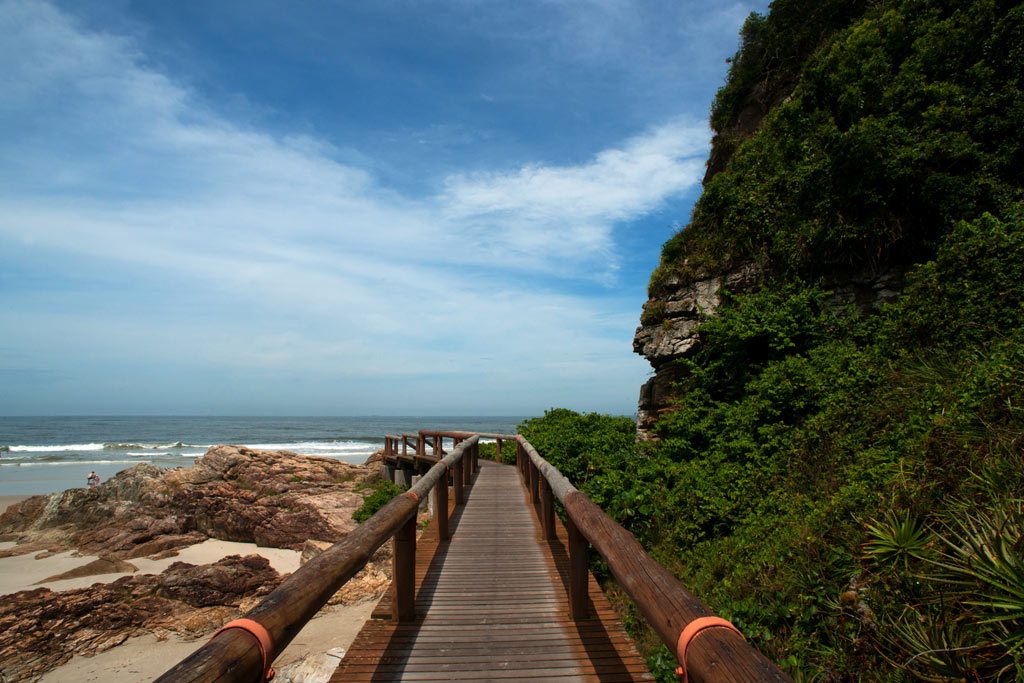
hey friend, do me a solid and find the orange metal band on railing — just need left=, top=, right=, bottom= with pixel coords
left=675, top=616, right=745, bottom=681
left=407, top=491, right=420, bottom=503
left=213, top=618, right=275, bottom=681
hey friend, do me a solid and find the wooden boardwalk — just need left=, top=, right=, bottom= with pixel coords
left=330, top=460, right=654, bottom=682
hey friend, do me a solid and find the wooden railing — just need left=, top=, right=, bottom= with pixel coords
left=382, top=429, right=518, bottom=464
left=515, top=438, right=793, bottom=683
left=156, top=435, right=481, bottom=682
left=158, top=431, right=792, bottom=683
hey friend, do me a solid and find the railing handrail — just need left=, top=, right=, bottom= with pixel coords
left=156, top=436, right=479, bottom=682
left=158, top=429, right=790, bottom=682
left=516, top=436, right=792, bottom=683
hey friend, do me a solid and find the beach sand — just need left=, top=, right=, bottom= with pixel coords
left=0, top=538, right=304, bottom=595
left=2, top=521, right=378, bottom=682
left=1, top=493, right=31, bottom=512
left=37, top=599, right=377, bottom=682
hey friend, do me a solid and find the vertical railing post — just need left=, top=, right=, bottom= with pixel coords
left=567, top=515, right=589, bottom=620
left=393, top=513, right=417, bottom=622
left=433, top=435, right=440, bottom=456
left=473, top=441, right=479, bottom=472
left=540, top=477, right=555, bottom=540
left=529, top=461, right=540, bottom=506
left=453, top=459, right=464, bottom=505
left=463, top=449, right=472, bottom=488
left=435, top=468, right=449, bottom=541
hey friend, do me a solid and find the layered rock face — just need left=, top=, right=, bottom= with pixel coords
left=633, top=264, right=761, bottom=437
left=633, top=265, right=903, bottom=438
left=0, top=445, right=371, bottom=556
left=0, top=554, right=282, bottom=681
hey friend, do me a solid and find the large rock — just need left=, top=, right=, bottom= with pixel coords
left=0, top=446, right=372, bottom=557
left=0, top=555, right=281, bottom=682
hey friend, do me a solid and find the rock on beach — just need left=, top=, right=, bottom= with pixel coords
left=0, top=445, right=387, bottom=682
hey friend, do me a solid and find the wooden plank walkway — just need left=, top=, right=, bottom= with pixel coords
left=330, top=460, right=654, bottom=682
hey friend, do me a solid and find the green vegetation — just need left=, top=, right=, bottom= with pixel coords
left=653, top=0, right=1024, bottom=293
left=527, top=0, right=1024, bottom=679
left=352, top=479, right=407, bottom=523
left=478, top=441, right=517, bottom=465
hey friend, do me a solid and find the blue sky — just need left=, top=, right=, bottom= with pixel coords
left=0, top=0, right=770, bottom=416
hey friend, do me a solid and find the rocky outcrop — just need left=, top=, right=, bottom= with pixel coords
left=0, top=554, right=281, bottom=682
left=634, top=263, right=762, bottom=437
left=0, top=445, right=373, bottom=557
left=633, top=264, right=904, bottom=438
left=0, top=447, right=392, bottom=681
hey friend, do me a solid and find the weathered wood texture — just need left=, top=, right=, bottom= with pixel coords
left=520, top=437, right=793, bottom=683
left=157, top=439, right=477, bottom=683
left=333, top=460, right=653, bottom=682
left=156, top=492, right=420, bottom=683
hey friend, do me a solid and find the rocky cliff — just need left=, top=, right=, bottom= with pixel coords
left=633, top=264, right=904, bottom=437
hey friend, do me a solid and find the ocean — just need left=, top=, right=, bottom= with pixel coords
left=0, top=416, right=525, bottom=497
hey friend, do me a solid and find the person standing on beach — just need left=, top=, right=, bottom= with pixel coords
left=87, top=471, right=100, bottom=488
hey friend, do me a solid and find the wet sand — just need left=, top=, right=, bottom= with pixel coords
left=0, top=493, right=31, bottom=513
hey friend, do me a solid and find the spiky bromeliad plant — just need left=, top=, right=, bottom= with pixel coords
left=876, top=502, right=1024, bottom=681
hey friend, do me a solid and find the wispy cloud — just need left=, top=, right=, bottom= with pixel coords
left=0, top=0, right=717, bottom=413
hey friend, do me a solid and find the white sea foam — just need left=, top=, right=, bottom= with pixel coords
left=244, top=440, right=377, bottom=456
left=8, top=443, right=105, bottom=452
left=1, top=460, right=140, bottom=467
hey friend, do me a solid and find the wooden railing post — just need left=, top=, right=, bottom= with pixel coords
left=529, top=461, right=540, bottom=506
left=567, top=515, right=589, bottom=620
left=453, top=460, right=464, bottom=505
left=541, top=476, right=555, bottom=540
left=463, top=448, right=472, bottom=488
left=393, top=513, right=417, bottom=622
left=433, top=435, right=440, bottom=456
left=435, top=468, right=449, bottom=541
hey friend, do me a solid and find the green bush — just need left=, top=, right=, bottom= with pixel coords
left=352, top=479, right=407, bottom=523
left=653, top=0, right=1024, bottom=295
left=477, top=440, right=517, bottom=465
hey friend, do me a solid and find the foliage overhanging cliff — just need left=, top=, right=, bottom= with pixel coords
left=544, top=0, right=1024, bottom=680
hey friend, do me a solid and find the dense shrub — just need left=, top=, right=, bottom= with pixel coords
left=541, top=1, right=1024, bottom=678
left=653, top=0, right=1024, bottom=294
left=352, top=479, right=407, bottom=523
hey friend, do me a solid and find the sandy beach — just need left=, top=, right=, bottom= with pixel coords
left=1, top=492, right=379, bottom=681
left=1, top=494, right=31, bottom=512
left=36, top=599, right=378, bottom=682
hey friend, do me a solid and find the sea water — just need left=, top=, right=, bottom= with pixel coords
left=0, top=416, right=525, bottom=496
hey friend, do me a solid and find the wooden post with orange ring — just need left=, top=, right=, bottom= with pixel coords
left=675, top=617, right=746, bottom=682
left=211, top=618, right=275, bottom=681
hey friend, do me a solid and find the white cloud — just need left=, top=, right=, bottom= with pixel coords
left=0, top=0, right=715, bottom=413
left=440, top=119, right=707, bottom=271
